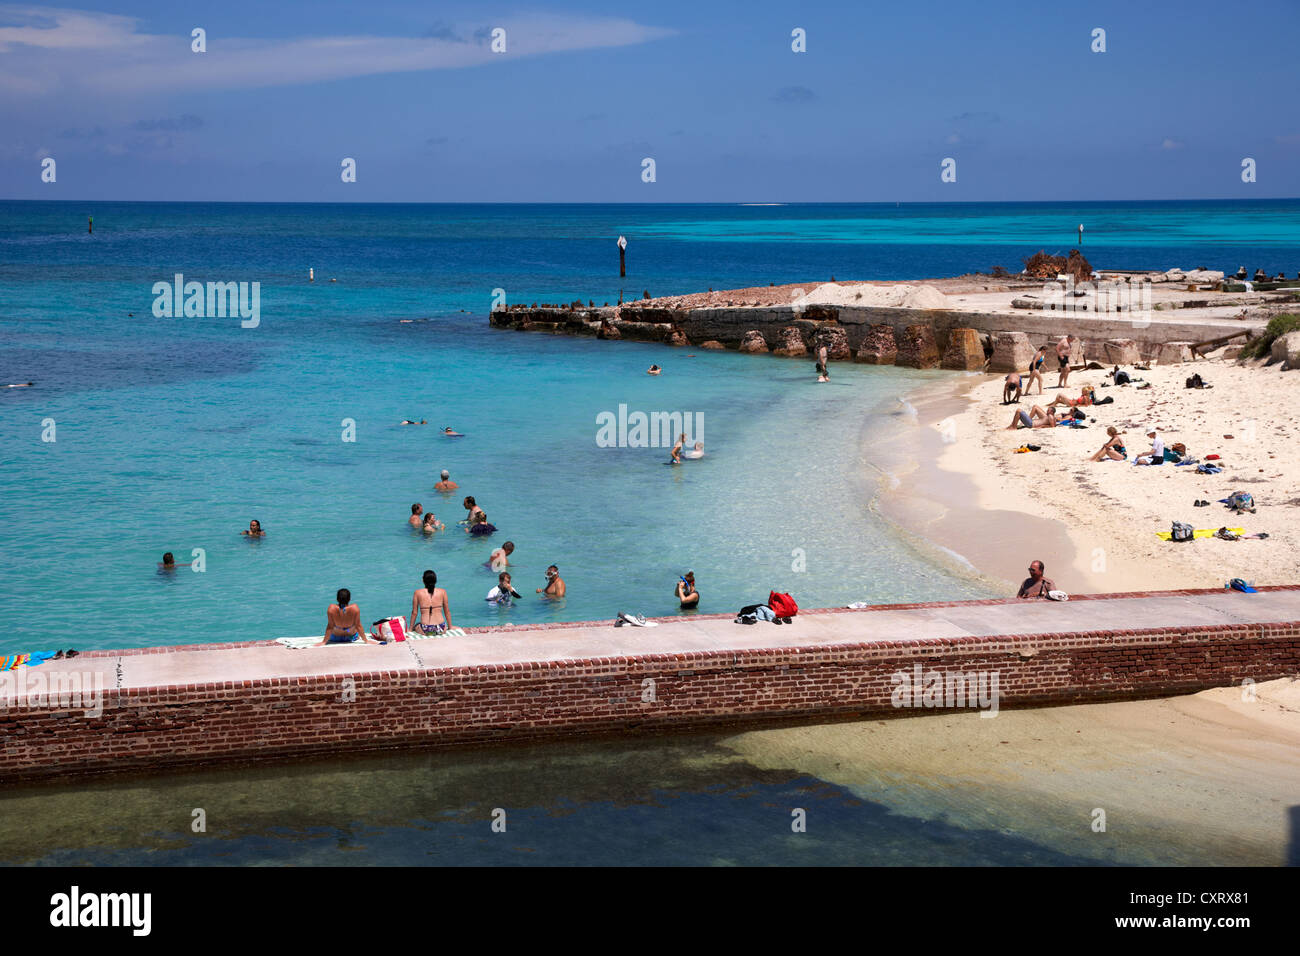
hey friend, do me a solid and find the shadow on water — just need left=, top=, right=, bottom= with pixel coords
left=0, top=733, right=1105, bottom=867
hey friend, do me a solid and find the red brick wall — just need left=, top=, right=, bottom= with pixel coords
left=2, top=616, right=1298, bottom=781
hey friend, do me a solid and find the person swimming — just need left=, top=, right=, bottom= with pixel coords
left=485, top=571, right=522, bottom=607
left=684, top=442, right=704, bottom=459
left=466, top=513, right=497, bottom=536
left=443, top=426, right=464, bottom=437
left=400, top=419, right=427, bottom=425
left=422, top=511, right=444, bottom=534
left=537, top=565, right=565, bottom=598
left=158, top=552, right=190, bottom=572
left=461, top=496, right=485, bottom=524
left=489, top=541, right=514, bottom=570
left=409, top=503, right=423, bottom=528
left=241, top=519, right=266, bottom=537
left=676, top=571, right=699, bottom=609
left=647, top=365, right=662, bottom=375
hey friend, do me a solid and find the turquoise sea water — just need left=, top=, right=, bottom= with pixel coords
left=3, top=200, right=1300, bottom=651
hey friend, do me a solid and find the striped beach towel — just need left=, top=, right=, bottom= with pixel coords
left=275, top=628, right=467, bottom=649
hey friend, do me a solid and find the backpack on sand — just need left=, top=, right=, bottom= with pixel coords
left=1170, top=521, right=1195, bottom=542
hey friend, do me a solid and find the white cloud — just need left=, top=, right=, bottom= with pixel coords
left=1161, top=137, right=1184, bottom=150
left=0, top=5, right=675, bottom=96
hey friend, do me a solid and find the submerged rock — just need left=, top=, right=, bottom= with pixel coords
left=700, top=340, right=726, bottom=350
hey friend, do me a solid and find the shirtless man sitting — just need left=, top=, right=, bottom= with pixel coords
left=1016, top=561, right=1056, bottom=600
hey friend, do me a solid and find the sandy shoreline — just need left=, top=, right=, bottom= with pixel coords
left=725, top=676, right=1300, bottom=865
left=881, top=356, right=1300, bottom=595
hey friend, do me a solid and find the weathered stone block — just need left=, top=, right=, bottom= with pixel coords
left=1104, top=338, right=1140, bottom=364
left=1157, top=341, right=1194, bottom=365
left=666, top=328, right=690, bottom=347
left=1270, top=331, right=1300, bottom=368
left=940, top=327, right=985, bottom=370
left=988, top=331, right=1034, bottom=373
left=772, top=326, right=807, bottom=357
left=738, top=330, right=768, bottom=354
left=813, top=326, right=852, bottom=360
left=855, top=324, right=897, bottom=364
left=596, top=319, right=620, bottom=340
left=896, top=324, right=940, bottom=369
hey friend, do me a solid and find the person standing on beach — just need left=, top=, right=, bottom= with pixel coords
left=1017, top=561, right=1056, bottom=600
left=1055, top=336, right=1074, bottom=388
left=816, top=343, right=829, bottom=383
left=410, top=570, right=452, bottom=635
left=1027, top=346, right=1048, bottom=394
left=435, top=470, right=458, bottom=492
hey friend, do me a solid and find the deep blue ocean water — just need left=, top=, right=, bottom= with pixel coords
left=2, top=199, right=1297, bottom=866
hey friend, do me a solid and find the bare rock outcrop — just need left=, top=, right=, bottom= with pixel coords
left=666, top=328, right=690, bottom=347
left=700, top=340, right=726, bottom=350
left=1270, top=331, right=1300, bottom=368
left=738, top=330, right=769, bottom=353
left=940, top=327, right=985, bottom=371
left=855, top=324, right=897, bottom=364
left=596, top=319, right=621, bottom=340
left=895, top=324, right=940, bottom=369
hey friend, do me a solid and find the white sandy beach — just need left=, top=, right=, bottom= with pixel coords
left=926, top=357, right=1300, bottom=594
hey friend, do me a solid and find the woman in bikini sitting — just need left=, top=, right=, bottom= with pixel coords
left=1089, top=426, right=1127, bottom=461
left=410, top=569, right=452, bottom=636
left=317, top=588, right=379, bottom=645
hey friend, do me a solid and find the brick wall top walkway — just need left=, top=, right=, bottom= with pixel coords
left=5, top=587, right=1297, bottom=701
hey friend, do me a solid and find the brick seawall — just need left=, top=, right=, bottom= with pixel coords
left=2, top=588, right=1298, bottom=782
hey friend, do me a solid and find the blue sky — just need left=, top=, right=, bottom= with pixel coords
left=1, top=0, right=1297, bottom=201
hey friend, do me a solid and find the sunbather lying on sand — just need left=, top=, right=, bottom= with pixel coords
left=1006, top=405, right=1058, bottom=430
left=1046, top=386, right=1094, bottom=410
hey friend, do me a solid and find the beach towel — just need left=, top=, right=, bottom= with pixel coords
left=614, top=612, right=659, bottom=627
left=0, top=650, right=58, bottom=671
left=1155, top=527, right=1244, bottom=541
left=1196, top=464, right=1222, bottom=474
left=276, top=628, right=467, bottom=649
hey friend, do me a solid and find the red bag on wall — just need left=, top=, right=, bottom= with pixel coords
left=768, top=591, right=798, bottom=618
